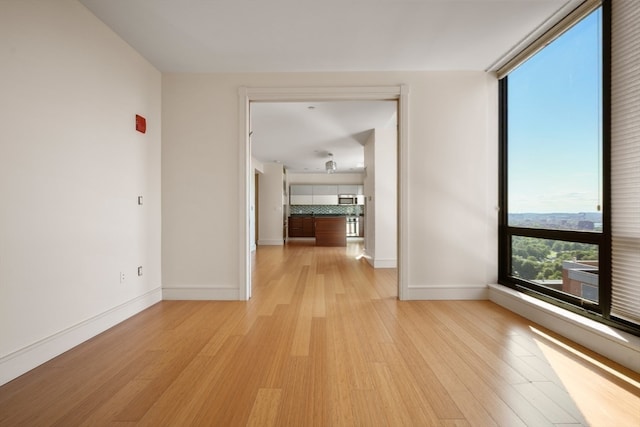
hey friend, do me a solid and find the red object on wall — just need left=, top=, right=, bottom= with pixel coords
left=135, top=114, right=146, bottom=133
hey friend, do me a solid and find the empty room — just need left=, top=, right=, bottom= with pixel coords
left=1, top=0, right=638, bottom=425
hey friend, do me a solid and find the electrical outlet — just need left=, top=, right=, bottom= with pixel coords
left=120, top=272, right=125, bottom=283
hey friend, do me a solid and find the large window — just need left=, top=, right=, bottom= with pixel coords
left=507, top=8, right=603, bottom=227
left=499, top=0, right=640, bottom=334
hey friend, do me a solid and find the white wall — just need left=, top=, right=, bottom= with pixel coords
left=364, top=129, right=397, bottom=268
left=0, top=0, right=162, bottom=385
left=258, top=162, right=285, bottom=246
left=162, top=71, right=498, bottom=300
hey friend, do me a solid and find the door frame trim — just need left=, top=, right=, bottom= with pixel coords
left=238, top=85, right=409, bottom=300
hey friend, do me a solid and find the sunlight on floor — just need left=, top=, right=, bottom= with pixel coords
left=531, top=326, right=640, bottom=426
left=532, top=327, right=640, bottom=389
left=346, top=238, right=366, bottom=258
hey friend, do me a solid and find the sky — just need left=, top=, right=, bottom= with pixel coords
left=507, top=8, right=603, bottom=214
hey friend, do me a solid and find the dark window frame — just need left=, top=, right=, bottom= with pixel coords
left=498, top=0, right=638, bottom=335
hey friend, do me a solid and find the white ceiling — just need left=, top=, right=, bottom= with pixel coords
left=251, top=101, right=397, bottom=173
left=79, top=0, right=580, bottom=73
left=79, top=0, right=581, bottom=173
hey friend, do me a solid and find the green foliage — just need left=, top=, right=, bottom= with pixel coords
left=512, top=256, right=539, bottom=280
left=511, top=236, right=597, bottom=281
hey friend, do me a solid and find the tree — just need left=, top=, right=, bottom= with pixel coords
left=513, top=257, right=539, bottom=280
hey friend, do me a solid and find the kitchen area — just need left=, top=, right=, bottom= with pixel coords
left=287, top=184, right=364, bottom=247
left=250, top=100, right=397, bottom=268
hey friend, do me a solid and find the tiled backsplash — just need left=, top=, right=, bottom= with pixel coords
left=290, top=205, right=363, bottom=215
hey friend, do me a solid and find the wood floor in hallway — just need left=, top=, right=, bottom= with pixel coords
left=1, top=240, right=639, bottom=426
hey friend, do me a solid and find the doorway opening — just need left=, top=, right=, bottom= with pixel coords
left=239, top=86, right=409, bottom=301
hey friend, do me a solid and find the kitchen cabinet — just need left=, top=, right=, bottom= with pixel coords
left=290, top=185, right=313, bottom=195
left=288, top=217, right=301, bottom=237
left=312, top=185, right=338, bottom=195
left=315, top=216, right=346, bottom=247
left=302, top=217, right=314, bottom=236
left=338, top=184, right=358, bottom=195
left=312, top=185, right=337, bottom=204
left=288, top=216, right=314, bottom=237
left=312, top=195, right=338, bottom=205
left=289, top=184, right=361, bottom=205
left=290, top=185, right=313, bottom=205
left=291, top=195, right=313, bottom=204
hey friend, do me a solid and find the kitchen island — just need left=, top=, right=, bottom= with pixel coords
left=314, top=216, right=346, bottom=247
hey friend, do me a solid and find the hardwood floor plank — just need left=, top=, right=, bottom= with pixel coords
left=439, top=421, right=472, bottom=427
left=373, top=301, right=465, bottom=420
left=531, top=381, right=589, bottom=425
left=331, top=293, right=376, bottom=390
left=198, top=303, right=250, bottom=357
left=427, top=302, right=530, bottom=385
left=440, top=301, right=538, bottom=361
left=349, top=388, right=387, bottom=427
left=324, top=296, right=357, bottom=426
left=136, top=336, right=244, bottom=426
left=399, top=303, right=540, bottom=427
left=371, top=361, right=436, bottom=426
left=274, top=356, right=315, bottom=426
left=516, top=354, right=565, bottom=385
left=449, top=390, right=499, bottom=427
left=290, top=267, right=315, bottom=356
left=512, top=382, right=580, bottom=424
left=309, top=318, right=329, bottom=426
left=531, top=331, right=640, bottom=427
left=313, top=274, right=327, bottom=318
left=112, top=331, right=213, bottom=421
left=246, top=388, right=282, bottom=427
left=77, top=379, right=151, bottom=427
left=1, top=241, right=638, bottom=426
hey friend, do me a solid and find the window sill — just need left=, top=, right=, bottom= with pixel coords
left=488, top=283, right=640, bottom=373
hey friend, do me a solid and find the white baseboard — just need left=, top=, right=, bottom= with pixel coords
left=162, top=286, right=240, bottom=300
left=257, top=239, right=284, bottom=246
left=488, top=284, right=640, bottom=373
left=363, top=251, right=396, bottom=268
left=367, top=258, right=396, bottom=268
left=404, top=284, right=489, bottom=300
left=0, top=287, right=162, bottom=387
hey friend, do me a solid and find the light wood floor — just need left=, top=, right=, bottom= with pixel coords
left=1, top=241, right=639, bottom=426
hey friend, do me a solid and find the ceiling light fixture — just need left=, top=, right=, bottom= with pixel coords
left=325, top=153, right=337, bottom=174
